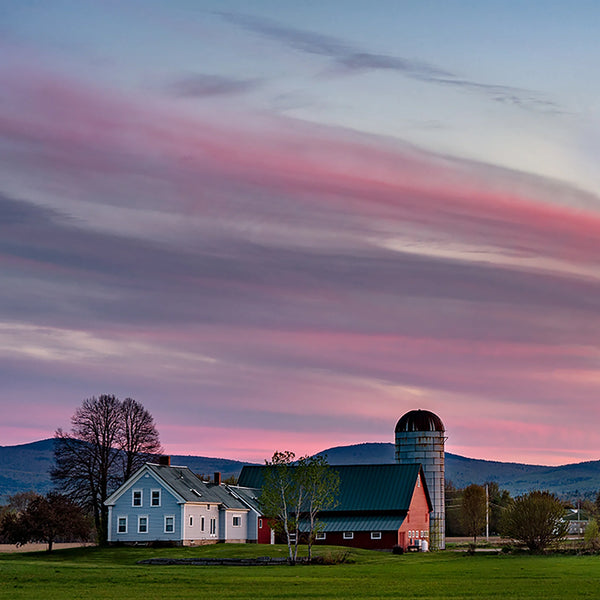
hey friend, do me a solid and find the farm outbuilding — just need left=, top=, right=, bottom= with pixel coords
left=237, top=463, right=432, bottom=551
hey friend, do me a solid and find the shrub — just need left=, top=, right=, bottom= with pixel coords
left=500, top=491, right=568, bottom=551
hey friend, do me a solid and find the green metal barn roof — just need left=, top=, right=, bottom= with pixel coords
left=298, top=515, right=406, bottom=533
left=237, top=463, right=431, bottom=513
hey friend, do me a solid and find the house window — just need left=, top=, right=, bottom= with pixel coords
left=371, top=531, right=382, bottom=540
left=132, top=490, right=142, bottom=507
left=138, top=516, right=148, bottom=534
left=209, top=518, right=216, bottom=536
left=343, top=532, right=354, bottom=540
left=164, top=516, right=175, bottom=533
left=258, top=518, right=263, bottom=529
left=232, top=515, right=241, bottom=527
left=189, top=516, right=193, bottom=527
left=201, top=517, right=205, bottom=531
left=316, top=532, right=326, bottom=540
left=151, top=490, right=161, bottom=507
left=117, top=517, right=127, bottom=534
left=207, top=504, right=211, bottom=511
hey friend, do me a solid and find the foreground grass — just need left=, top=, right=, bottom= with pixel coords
left=1, top=544, right=600, bottom=599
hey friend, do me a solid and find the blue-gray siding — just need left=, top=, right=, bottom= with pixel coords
left=109, top=474, right=181, bottom=542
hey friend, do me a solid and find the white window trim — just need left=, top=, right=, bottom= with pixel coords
left=371, top=531, right=382, bottom=540
left=315, top=532, right=326, bottom=540
left=343, top=532, right=354, bottom=540
left=117, top=516, right=128, bottom=534
left=201, top=516, right=205, bottom=531
left=132, top=489, right=143, bottom=507
left=189, top=516, right=193, bottom=527
left=209, top=517, right=217, bottom=537
left=138, top=515, right=149, bottom=534
left=151, top=489, right=161, bottom=507
left=232, top=514, right=242, bottom=527
left=164, top=515, right=175, bottom=534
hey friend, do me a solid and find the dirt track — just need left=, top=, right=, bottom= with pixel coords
left=0, top=543, right=92, bottom=553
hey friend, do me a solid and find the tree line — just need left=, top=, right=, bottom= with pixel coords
left=1, top=394, right=161, bottom=550
left=446, top=480, right=600, bottom=551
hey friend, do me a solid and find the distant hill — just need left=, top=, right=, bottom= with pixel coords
left=0, top=439, right=258, bottom=502
left=0, top=439, right=56, bottom=500
left=2, top=439, right=600, bottom=502
left=317, top=442, right=600, bottom=498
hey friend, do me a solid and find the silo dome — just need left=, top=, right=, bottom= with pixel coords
left=395, top=409, right=444, bottom=433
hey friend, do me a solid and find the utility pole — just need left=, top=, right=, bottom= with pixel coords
left=485, top=484, right=489, bottom=541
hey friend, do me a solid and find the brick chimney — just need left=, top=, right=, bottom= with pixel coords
left=158, top=455, right=171, bottom=466
left=213, top=472, right=222, bottom=485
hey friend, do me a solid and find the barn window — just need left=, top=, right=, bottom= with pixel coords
left=164, top=516, right=175, bottom=533
left=316, top=532, right=326, bottom=540
left=258, top=518, right=263, bottom=528
left=117, top=517, right=127, bottom=534
left=371, top=532, right=382, bottom=540
left=132, top=490, right=142, bottom=507
left=343, top=532, right=354, bottom=540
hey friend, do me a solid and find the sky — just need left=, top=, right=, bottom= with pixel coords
left=1, top=1, right=600, bottom=466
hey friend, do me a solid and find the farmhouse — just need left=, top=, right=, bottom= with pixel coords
left=105, top=458, right=259, bottom=545
left=105, top=408, right=444, bottom=551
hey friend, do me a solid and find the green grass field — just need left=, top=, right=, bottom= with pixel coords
left=1, top=544, right=599, bottom=599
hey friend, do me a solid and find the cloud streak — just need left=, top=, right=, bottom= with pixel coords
left=167, top=73, right=262, bottom=98
left=0, top=61, right=598, bottom=464
left=220, top=11, right=564, bottom=114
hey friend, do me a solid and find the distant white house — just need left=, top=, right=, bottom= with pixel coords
left=105, top=458, right=261, bottom=545
left=564, top=509, right=590, bottom=536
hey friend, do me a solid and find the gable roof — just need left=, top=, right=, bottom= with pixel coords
left=237, top=463, right=431, bottom=513
left=228, top=486, right=262, bottom=513
left=105, top=463, right=248, bottom=510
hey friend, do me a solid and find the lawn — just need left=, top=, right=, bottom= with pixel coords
left=1, top=544, right=599, bottom=599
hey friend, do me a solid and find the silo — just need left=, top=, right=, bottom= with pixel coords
left=395, top=409, right=446, bottom=550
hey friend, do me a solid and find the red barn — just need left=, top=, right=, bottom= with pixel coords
left=237, top=463, right=432, bottom=551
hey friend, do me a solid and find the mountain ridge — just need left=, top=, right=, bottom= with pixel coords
left=1, top=439, right=600, bottom=500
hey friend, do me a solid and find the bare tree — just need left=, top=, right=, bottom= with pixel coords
left=120, top=397, right=162, bottom=481
left=52, top=394, right=162, bottom=544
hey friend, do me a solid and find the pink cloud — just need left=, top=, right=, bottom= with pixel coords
left=2, top=62, right=600, bottom=466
